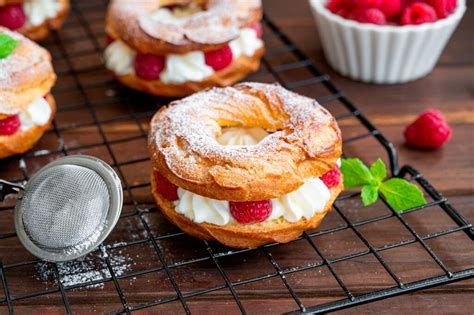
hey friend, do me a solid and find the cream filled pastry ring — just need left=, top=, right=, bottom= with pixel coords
left=0, top=27, right=56, bottom=159
left=148, top=82, right=343, bottom=248
left=0, top=0, right=70, bottom=41
left=105, top=0, right=265, bottom=97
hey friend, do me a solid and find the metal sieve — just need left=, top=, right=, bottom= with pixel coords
left=1, top=155, right=122, bottom=262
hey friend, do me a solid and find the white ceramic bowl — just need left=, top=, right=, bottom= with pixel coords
left=309, top=0, right=466, bottom=84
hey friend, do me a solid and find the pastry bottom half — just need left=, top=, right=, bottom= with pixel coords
left=0, top=94, right=56, bottom=159
left=113, top=48, right=265, bottom=98
left=20, top=0, right=70, bottom=41
left=151, top=173, right=343, bottom=248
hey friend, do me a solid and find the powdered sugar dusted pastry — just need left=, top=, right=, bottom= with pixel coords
left=148, top=83, right=343, bottom=248
left=0, top=27, right=56, bottom=158
left=105, top=0, right=264, bottom=97
left=0, top=0, right=70, bottom=41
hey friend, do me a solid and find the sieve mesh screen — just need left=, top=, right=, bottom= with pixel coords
left=21, top=164, right=110, bottom=249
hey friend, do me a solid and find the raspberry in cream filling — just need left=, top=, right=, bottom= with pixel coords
left=0, top=0, right=62, bottom=30
left=154, top=127, right=339, bottom=226
left=0, top=115, right=21, bottom=135
left=0, top=96, right=52, bottom=136
left=104, top=25, right=263, bottom=84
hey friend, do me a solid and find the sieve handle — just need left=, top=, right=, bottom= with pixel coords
left=0, top=180, right=24, bottom=201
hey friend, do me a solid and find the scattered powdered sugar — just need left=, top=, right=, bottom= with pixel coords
left=18, top=158, right=27, bottom=172
left=135, top=0, right=254, bottom=45
left=63, top=223, right=105, bottom=256
left=30, top=149, right=54, bottom=157
left=36, top=250, right=132, bottom=290
left=0, top=28, right=50, bottom=84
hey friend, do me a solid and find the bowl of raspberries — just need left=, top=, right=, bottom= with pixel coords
left=309, top=0, right=466, bottom=84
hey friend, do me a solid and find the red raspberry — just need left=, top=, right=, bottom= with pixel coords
left=321, top=167, right=342, bottom=188
left=204, top=45, right=233, bottom=71
left=153, top=171, right=178, bottom=201
left=105, top=34, right=115, bottom=46
left=404, top=109, right=451, bottom=149
left=230, top=200, right=272, bottom=224
left=326, top=0, right=347, bottom=13
left=336, top=8, right=352, bottom=18
left=349, top=0, right=401, bottom=20
left=350, top=8, right=387, bottom=25
left=134, top=53, right=165, bottom=81
left=379, top=0, right=402, bottom=20
left=400, top=3, right=437, bottom=25
left=328, top=0, right=402, bottom=21
left=0, top=4, right=26, bottom=30
left=423, top=0, right=456, bottom=19
left=350, top=0, right=382, bottom=8
left=251, top=22, right=263, bottom=38
left=0, top=115, right=21, bottom=136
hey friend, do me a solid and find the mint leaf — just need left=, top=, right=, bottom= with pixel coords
left=341, top=157, right=426, bottom=211
left=361, top=185, right=379, bottom=206
left=370, top=159, right=387, bottom=183
left=0, top=34, right=18, bottom=59
left=379, top=178, right=427, bottom=212
left=341, top=158, right=374, bottom=188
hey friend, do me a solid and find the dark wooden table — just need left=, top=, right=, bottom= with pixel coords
left=265, top=1, right=474, bottom=313
left=0, top=1, right=472, bottom=314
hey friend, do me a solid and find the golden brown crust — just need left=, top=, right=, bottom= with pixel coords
left=151, top=172, right=343, bottom=248
left=112, top=47, right=264, bottom=97
left=18, top=0, right=70, bottom=41
left=0, top=27, right=56, bottom=116
left=0, top=94, right=56, bottom=159
left=149, top=82, right=342, bottom=201
left=106, top=0, right=262, bottom=55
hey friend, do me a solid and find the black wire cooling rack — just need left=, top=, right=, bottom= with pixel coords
left=0, top=1, right=473, bottom=314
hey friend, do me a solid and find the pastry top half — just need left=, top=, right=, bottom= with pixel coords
left=106, top=0, right=262, bottom=55
left=149, top=82, right=342, bottom=201
left=0, top=27, right=55, bottom=119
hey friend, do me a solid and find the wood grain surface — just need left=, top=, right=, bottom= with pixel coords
left=0, top=0, right=472, bottom=314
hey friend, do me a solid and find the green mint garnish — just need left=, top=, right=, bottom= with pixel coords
left=0, top=34, right=18, bottom=59
left=341, top=158, right=426, bottom=211
left=369, top=159, right=386, bottom=183
left=379, top=178, right=426, bottom=212
left=361, top=185, right=379, bottom=206
left=340, top=158, right=375, bottom=188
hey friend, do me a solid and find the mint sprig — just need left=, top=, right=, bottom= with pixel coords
left=0, top=34, right=18, bottom=59
left=340, top=158, right=426, bottom=211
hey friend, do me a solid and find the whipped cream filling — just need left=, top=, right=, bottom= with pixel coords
left=19, top=97, right=52, bottom=132
left=229, top=28, right=263, bottom=58
left=104, top=40, right=136, bottom=76
left=103, top=28, right=263, bottom=83
left=217, top=126, right=268, bottom=145
left=160, top=51, right=213, bottom=84
left=269, top=178, right=330, bottom=222
left=175, top=188, right=231, bottom=226
left=172, top=127, right=332, bottom=226
left=23, top=0, right=62, bottom=27
left=174, top=178, right=331, bottom=226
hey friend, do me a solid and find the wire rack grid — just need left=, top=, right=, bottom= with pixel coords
left=0, top=1, right=473, bottom=314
